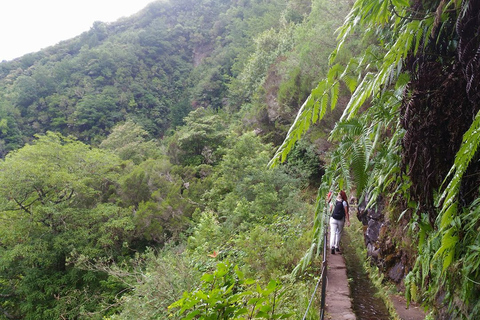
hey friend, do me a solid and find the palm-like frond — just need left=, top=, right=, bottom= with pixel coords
left=433, top=110, right=480, bottom=271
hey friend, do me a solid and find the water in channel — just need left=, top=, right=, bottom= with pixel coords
left=342, top=230, right=391, bottom=320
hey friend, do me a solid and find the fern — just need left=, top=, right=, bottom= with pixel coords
left=269, top=0, right=424, bottom=168
left=434, top=110, right=480, bottom=271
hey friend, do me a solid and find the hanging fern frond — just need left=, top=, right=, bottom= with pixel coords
left=438, top=109, right=480, bottom=222
left=433, top=110, right=480, bottom=271
left=292, top=181, right=332, bottom=275
left=281, top=2, right=472, bottom=301
left=270, top=0, right=430, bottom=170
left=330, top=118, right=365, bottom=140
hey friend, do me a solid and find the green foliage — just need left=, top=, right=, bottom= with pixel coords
left=0, top=0, right=302, bottom=144
left=277, top=67, right=311, bottom=111
left=184, top=131, right=313, bottom=293
left=0, top=98, right=23, bottom=157
left=269, top=0, right=423, bottom=168
left=101, top=247, right=202, bottom=320
left=73, top=87, right=124, bottom=141
left=100, top=120, right=160, bottom=164
left=283, top=139, right=324, bottom=187
left=168, top=261, right=292, bottom=319
left=186, top=210, right=225, bottom=270
left=237, top=214, right=312, bottom=280
left=117, top=157, right=195, bottom=244
left=273, top=0, right=480, bottom=317
left=0, top=132, right=121, bottom=208
left=0, top=0, right=367, bottom=318
left=432, top=110, right=480, bottom=271
left=168, top=108, right=228, bottom=166
left=231, top=24, right=296, bottom=104
left=204, top=132, right=301, bottom=231
left=0, top=133, right=139, bottom=319
left=12, top=75, right=38, bottom=107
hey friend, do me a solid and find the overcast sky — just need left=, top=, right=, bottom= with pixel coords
left=0, top=0, right=157, bottom=61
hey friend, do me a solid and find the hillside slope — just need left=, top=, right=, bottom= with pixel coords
left=0, top=0, right=307, bottom=152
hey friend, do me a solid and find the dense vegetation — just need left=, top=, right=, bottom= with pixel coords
left=271, top=0, right=480, bottom=318
left=2, top=0, right=480, bottom=319
left=0, top=0, right=350, bottom=319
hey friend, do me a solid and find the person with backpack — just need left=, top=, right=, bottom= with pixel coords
left=329, top=190, right=350, bottom=254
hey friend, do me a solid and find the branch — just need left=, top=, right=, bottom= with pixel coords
left=54, top=189, right=75, bottom=204
left=431, top=0, right=449, bottom=39
left=33, top=186, right=46, bottom=205
left=0, top=306, right=15, bottom=319
left=13, top=197, right=33, bottom=216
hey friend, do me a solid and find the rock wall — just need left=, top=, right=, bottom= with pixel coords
left=356, top=195, right=407, bottom=285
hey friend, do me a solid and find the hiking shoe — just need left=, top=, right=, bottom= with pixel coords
left=331, top=247, right=335, bottom=255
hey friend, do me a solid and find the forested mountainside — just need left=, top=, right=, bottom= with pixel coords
left=0, top=0, right=350, bottom=319
left=0, top=1, right=253, bottom=148
left=0, top=0, right=319, bottom=152
left=2, top=0, right=480, bottom=319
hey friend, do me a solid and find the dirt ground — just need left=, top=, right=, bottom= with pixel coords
left=390, top=294, right=426, bottom=320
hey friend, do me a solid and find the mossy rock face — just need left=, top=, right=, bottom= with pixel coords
left=388, top=261, right=405, bottom=283
left=359, top=194, right=412, bottom=285
left=366, top=219, right=382, bottom=243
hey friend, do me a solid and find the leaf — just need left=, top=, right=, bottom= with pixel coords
left=216, top=262, right=228, bottom=277
left=343, top=75, right=358, bottom=93
left=235, top=307, right=248, bottom=316
left=201, top=273, right=214, bottom=283
left=182, top=310, right=201, bottom=320
left=195, top=290, right=208, bottom=300
left=433, top=227, right=458, bottom=272
left=266, top=279, right=278, bottom=291
left=327, top=64, right=343, bottom=84
left=391, top=0, right=410, bottom=7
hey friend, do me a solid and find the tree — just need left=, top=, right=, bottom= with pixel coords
left=187, top=132, right=310, bottom=278
left=168, top=261, right=291, bottom=319
left=168, top=108, right=228, bottom=166
left=12, top=75, right=38, bottom=108
left=100, top=120, right=160, bottom=164
left=0, top=99, right=23, bottom=157
left=0, top=132, right=136, bottom=319
left=118, top=158, right=195, bottom=244
left=73, top=87, right=124, bottom=141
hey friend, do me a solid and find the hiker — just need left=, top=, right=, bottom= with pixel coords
left=329, top=190, right=350, bottom=254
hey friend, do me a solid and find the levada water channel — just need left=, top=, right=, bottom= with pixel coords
left=342, top=230, right=391, bottom=319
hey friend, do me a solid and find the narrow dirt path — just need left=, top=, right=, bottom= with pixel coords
left=324, top=223, right=426, bottom=320
left=390, top=294, right=426, bottom=320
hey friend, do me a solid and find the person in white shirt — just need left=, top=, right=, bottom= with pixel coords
left=329, top=190, right=350, bottom=254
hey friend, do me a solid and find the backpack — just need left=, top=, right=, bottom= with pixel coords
left=332, top=200, right=345, bottom=220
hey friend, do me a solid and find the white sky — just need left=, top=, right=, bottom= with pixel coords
left=0, top=0, right=157, bottom=61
